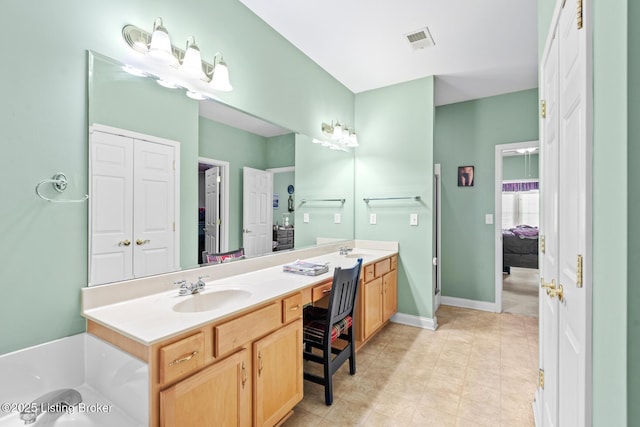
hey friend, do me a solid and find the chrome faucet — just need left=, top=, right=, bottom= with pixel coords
left=175, top=275, right=209, bottom=296
left=339, top=246, right=353, bottom=256
left=19, top=388, right=82, bottom=425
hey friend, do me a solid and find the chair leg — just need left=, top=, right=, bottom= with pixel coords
left=323, top=346, right=333, bottom=405
left=349, top=349, right=356, bottom=375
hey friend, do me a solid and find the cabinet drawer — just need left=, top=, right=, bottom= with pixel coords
left=311, top=280, right=332, bottom=302
left=375, top=258, right=391, bottom=277
left=282, top=293, right=303, bottom=323
left=215, top=303, right=281, bottom=357
left=390, top=255, right=398, bottom=270
left=363, top=264, right=375, bottom=282
left=159, top=332, right=205, bottom=385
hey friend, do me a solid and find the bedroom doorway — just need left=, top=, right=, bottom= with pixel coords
left=494, top=141, right=539, bottom=315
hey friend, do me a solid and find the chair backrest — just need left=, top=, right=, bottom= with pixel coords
left=203, top=248, right=245, bottom=264
left=327, top=258, right=363, bottom=325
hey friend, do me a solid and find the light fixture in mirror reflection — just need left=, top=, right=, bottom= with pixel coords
left=87, top=51, right=351, bottom=286
left=311, top=121, right=359, bottom=151
left=121, top=17, right=232, bottom=102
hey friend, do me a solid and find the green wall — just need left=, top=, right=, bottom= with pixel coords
left=294, top=134, right=355, bottom=247
left=629, top=0, right=640, bottom=422
left=434, top=89, right=539, bottom=302
left=0, top=0, right=354, bottom=355
left=354, top=77, right=435, bottom=320
left=592, top=2, right=628, bottom=425
left=266, top=134, right=295, bottom=168
left=502, top=154, right=539, bottom=180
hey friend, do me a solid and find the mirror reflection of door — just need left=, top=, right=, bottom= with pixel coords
left=198, top=159, right=228, bottom=264
left=243, top=167, right=273, bottom=257
left=205, top=166, right=220, bottom=256
left=89, top=126, right=179, bottom=286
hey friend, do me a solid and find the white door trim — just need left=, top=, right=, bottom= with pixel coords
left=494, top=140, right=539, bottom=313
left=198, top=157, right=230, bottom=253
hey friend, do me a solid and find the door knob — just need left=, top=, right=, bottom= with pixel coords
left=540, top=278, right=556, bottom=290
left=243, top=229, right=252, bottom=233
left=547, top=284, right=564, bottom=302
left=118, top=240, right=131, bottom=247
left=136, top=239, right=150, bottom=246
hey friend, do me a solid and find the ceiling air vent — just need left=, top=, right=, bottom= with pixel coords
left=404, top=27, right=435, bottom=50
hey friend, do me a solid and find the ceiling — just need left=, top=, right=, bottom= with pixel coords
left=238, top=0, right=539, bottom=106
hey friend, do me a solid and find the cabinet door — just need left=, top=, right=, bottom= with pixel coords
left=160, top=349, right=251, bottom=427
left=363, top=277, right=383, bottom=339
left=383, top=271, right=398, bottom=322
left=254, top=320, right=303, bottom=427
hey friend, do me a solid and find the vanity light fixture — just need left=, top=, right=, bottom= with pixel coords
left=316, top=121, right=359, bottom=150
left=121, top=18, right=233, bottom=98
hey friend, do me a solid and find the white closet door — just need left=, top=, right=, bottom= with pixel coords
left=90, top=131, right=134, bottom=285
left=133, top=139, right=176, bottom=278
left=242, top=167, right=273, bottom=257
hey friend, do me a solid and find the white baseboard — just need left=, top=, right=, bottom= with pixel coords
left=390, top=312, right=438, bottom=330
left=440, top=296, right=497, bottom=313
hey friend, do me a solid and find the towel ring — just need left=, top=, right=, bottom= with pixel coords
left=35, top=173, right=89, bottom=203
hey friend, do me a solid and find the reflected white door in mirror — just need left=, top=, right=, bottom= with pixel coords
left=242, top=167, right=273, bottom=257
left=89, top=124, right=180, bottom=286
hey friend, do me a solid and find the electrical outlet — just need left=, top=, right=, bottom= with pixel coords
left=410, top=213, right=419, bottom=226
left=369, top=213, right=377, bottom=225
left=334, top=213, right=341, bottom=224
left=303, top=213, right=310, bottom=223
left=485, top=214, right=493, bottom=225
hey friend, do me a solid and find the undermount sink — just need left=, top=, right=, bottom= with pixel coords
left=172, top=289, right=252, bottom=313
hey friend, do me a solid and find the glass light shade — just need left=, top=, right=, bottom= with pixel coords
left=333, top=123, right=342, bottom=139
left=180, top=39, right=207, bottom=80
left=209, top=60, right=233, bottom=92
left=148, top=25, right=178, bottom=66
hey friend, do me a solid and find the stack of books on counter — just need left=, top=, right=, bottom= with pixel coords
left=283, top=260, right=329, bottom=276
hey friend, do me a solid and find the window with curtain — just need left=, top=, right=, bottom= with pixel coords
left=502, top=181, right=539, bottom=229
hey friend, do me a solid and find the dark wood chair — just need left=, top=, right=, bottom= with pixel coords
left=302, top=258, right=363, bottom=405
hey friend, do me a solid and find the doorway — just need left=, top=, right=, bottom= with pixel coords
left=198, top=157, right=229, bottom=264
left=494, top=141, right=539, bottom=315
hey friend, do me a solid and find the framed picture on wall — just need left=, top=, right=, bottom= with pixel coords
left=458, top=166, right=475, bottom=187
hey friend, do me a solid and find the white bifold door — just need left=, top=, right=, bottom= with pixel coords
left=242, top=167, right=273, bottom=258
left=90, top=129, right=178, bottom=285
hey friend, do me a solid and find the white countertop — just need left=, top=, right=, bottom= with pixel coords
left=82, top=245, right=397, bottom=346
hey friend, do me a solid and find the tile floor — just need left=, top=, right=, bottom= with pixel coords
left=284, top=305, right=538, bottom=427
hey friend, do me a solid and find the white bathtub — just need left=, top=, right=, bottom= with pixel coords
left=0, top=334, right=148, bottom=426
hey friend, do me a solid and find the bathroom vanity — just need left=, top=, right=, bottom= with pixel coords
left=81, top=240, right=398, bottom=427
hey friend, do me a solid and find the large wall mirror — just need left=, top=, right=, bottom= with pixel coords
left=87, top=51, right=354, bottom=286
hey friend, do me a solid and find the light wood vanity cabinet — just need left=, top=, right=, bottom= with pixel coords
left=160, top=348, right=251, bottom=427
left=87, top=251, right=397, bottom=426
left=253, top=320, right=303, bottom=426
left=358, top=255, right=398, bottom=346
